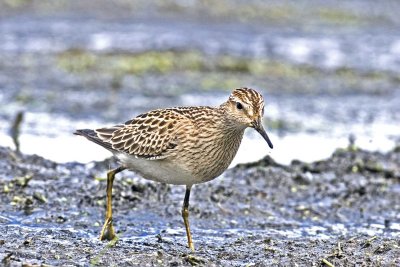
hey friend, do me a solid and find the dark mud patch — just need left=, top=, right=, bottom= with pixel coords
left=0, top=145, right=399, bottom=266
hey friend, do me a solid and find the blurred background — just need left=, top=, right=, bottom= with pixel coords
left=1, top=0, right=399, bottom=165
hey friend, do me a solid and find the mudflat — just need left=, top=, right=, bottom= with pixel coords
left=0, top=145, right=399, bottom=266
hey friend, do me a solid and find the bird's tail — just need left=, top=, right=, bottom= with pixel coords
left=74, top=129, right=113, bottom=150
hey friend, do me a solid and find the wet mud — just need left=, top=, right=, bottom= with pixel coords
left=1, top=145, right=399, bottom=266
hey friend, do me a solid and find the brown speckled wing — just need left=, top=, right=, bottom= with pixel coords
left=94, top=109, right=188, bottom=159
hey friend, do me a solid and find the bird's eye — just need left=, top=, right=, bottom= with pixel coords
left=236, top=102, right=243, bottom=110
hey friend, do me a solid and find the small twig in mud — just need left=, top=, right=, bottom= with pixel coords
left=156, top=233, right=163, bottom=243
left=94, top=176, right=107, bottom=182
left=33, top=192, right=48, bottom=203
left=264, top=245, right=277, bottom=253
left=15, top=174, right=33, bottom=187
left=185, top=255, right=206, bottom=266
left=216, top=202, right=232, bottom=215
left=321, top=241, right=345, bottom=266
left=347, top=236, right=359, bottom=242
left=362, top=236, right=378, bottom=248
left=336, top=242, right=343, bottom=257
left=1, top=252, right=13, bottom=265
left=9, top=111, right=24, bottom=154
left=90, top=235, right=119, bottom=266
left=321, top=258, right=335, bottom=267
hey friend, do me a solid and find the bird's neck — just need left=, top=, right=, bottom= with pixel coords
left=214, top=106, right=246, bottom=153
left=217, top=104, right=247, bottom=133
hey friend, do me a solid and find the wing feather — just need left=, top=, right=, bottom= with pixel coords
left=94, top=109, right=189, bottom=159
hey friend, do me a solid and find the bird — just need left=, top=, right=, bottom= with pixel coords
left=74, top=87, right=273, bottom=251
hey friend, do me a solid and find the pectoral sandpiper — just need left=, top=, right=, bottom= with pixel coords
left=75, top=87, right=273, bottom=250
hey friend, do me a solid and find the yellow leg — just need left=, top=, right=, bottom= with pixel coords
left=99, top=166, right=125, bottom=241
left=182, top=185, right=195, bottom=251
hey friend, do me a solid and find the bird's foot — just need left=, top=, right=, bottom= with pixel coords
left=188, top=241, right=195, bottom=252
left=99, top=217, right=115, bottom=241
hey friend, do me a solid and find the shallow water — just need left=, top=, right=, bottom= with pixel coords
left=1, top=91, right=399, bottom=165
left=1, top=14, right=400, bottom=72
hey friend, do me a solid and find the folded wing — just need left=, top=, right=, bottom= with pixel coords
left=95, top=109, right=187, bottom=159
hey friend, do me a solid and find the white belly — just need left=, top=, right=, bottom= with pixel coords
left=115, top=153, right=195, bottom=185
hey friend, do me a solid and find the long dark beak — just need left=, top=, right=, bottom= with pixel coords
left=253, top=120, right=273, bottom=149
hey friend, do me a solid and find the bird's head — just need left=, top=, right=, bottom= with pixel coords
left=222, top=87, right=273, bottom=149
